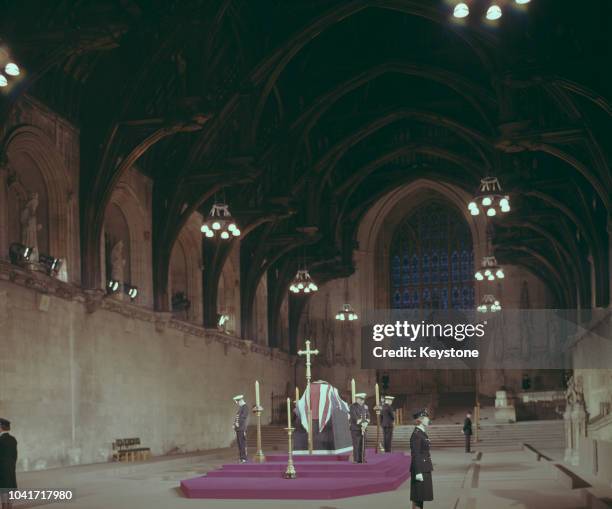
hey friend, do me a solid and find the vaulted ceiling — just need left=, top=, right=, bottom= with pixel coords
left=1, top=0, right=610, bottom=348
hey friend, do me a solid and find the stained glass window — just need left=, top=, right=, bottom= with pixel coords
left=390, top=201, right=475, bottom=310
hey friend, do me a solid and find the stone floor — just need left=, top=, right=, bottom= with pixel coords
left=11, top=447, right=593, bottom=509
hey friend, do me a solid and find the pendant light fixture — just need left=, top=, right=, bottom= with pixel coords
left=289, top=268, right=318, bottom=294
left=200, top=201, right=241, bottom=239
left=475, top=255, right=505, bottom=281
left=477, top=294, right=502, bottom=313
left=335, top=278, right=358, bottom=321
left=335, top=303, right=358, bottom=321
left=0, top=48, right=21, bottom=90
left=468, top=177, right=510, bottom=217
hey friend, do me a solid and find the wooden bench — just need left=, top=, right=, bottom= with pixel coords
left=112, top=438, right=151, bottom=462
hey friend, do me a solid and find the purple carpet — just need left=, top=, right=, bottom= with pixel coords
left=180, top=449, right=411, bottom=499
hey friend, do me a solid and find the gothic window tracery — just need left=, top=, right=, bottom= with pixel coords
left=390, top=201, right=474, bottom=310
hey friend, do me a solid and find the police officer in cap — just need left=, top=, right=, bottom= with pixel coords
left=349, top=393, right=370, bottom=463
left=232, top=395, right=249, bottom=463
left=410, top=409, right=434, bottom=509
left=0, top=418, right=17, bottom=509
left=381, top=395, right=395, bottom=452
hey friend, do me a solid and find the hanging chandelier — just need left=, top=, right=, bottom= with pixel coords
left=475, top=256, right=505, bottom=281
left=0, top=48, right=21, bottom=90
left=468, top=177, right=510, bottom=217
left=451, top=0, right=529, bottom=21
left=477, top=294, right=502, bottom=313
left=200, top=202, right=241, bottom=239
left=289, top=269, right=318, bottom=294
left=335, top=303, right=358, bottom=321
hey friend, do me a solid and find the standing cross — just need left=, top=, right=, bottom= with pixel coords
left=297, top=339, right=319, bottom=454
left=298, top=340, right=319, bottom=383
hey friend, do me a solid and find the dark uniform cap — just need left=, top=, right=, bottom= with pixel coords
left=0, top=418, right=10, bottom=429
left=412, top=409, right=430, bottom=419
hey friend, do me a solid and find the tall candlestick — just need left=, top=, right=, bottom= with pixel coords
left=295, top=387, right=300, bottom=404
left=253, top=380, right=265, bottom=463
left=284, top=397, right=297, bottom=479
left=374, top=383, right=384, bottom=454
left=287, top=397, right=291, bottom=428
left=351, top=378, right=356, bottom=403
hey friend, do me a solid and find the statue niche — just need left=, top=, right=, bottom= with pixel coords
left=20, top=192, right=43, bottom=262
left=109, top=240, right=126, bottom=300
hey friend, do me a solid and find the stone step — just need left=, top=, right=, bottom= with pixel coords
left=247, top=420, right=565, bottom=451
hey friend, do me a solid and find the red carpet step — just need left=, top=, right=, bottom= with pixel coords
left=180, top=449, right=411, bottom=499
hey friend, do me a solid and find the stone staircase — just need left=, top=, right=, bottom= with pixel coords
left=247, top=420, right=565, bottom=452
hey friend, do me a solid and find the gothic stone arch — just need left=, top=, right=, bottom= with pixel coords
left=2, top=125, right=78, bottom=281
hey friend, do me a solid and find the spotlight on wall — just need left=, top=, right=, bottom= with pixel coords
left=124, top=284, right=138, bottom=301
left=486, top=3, right=503, bottom=20
left=107, top=279, right=120, bottom=294
left=39, top=253, right=62, bottom=276
left=217, top=313, right=231, bottom=333
left=8, top=243, right=32, bottom=265
left=218, top=313, right=229, bottom=327
left=453, top=2, right=469, bottom=18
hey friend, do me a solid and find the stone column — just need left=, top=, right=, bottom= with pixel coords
left=0, top=155, right=10, bottom=259
left=571, top=404, right=587, bottom=466
left=563, top=405, right=574, bottom=463
left=608, top=215, right=612, bottom=304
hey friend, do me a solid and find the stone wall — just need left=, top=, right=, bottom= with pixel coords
left=567, top=310, right=612, bottom=485
left=0, top=266, right=293, bottom=471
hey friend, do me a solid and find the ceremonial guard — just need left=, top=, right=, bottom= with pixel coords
left=381, top=395, right=395, bottom=452
left=0, top=418, right=17, bottom=509
left=463, top=412, right=473, bottom=453
left=410, top=409, right=434, bottom=509
left=349, top=392, right=370, bottom=463
left=232, top=395, right=249, bottom=463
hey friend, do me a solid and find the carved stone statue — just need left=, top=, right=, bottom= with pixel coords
left=565, top=375, right=585, bottom=409
left=110, top=240, right=126, bottom=284
left=20, top=192, right=42, bottom=262
left=564, top=374, right=588, bottom=465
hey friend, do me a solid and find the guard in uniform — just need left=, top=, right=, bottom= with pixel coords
left=232, top=395, right=249, bottom=463
left=349, top=392, right=370, bottom=463
left=410, top=409, right=433, bottom=509
left=381, top=395, right=395, bottom=452
left=463, top=412, right=473, bottom=453
left=0, top=418, right=17, bottom=509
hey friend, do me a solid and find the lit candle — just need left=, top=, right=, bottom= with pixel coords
left=255, top=380, right=260, bottom=407
left=287, top=397, right=291, bottom=428
left=295, top=387, right=300, bottom=404
left=375, top=383, right=380, bottom=407
left=351, top=378, right=356, bottom=403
